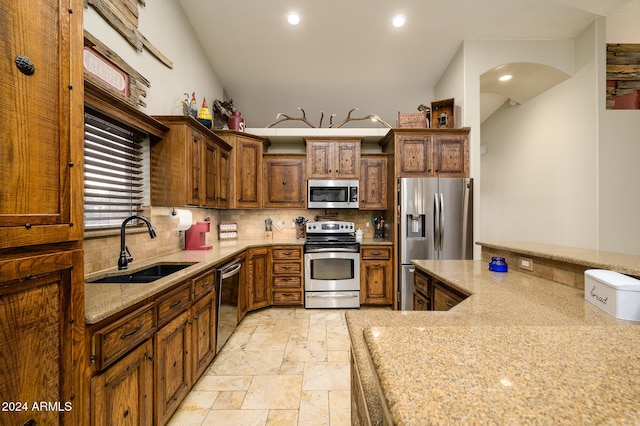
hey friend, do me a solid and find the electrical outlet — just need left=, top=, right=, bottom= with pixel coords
left=519, top=257, right=533, bottom=271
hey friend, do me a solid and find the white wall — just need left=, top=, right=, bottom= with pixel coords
left=479, top=22, right=600, bottom=249
left=598, top=2, right=640, bottom=255
left=435, top=38, right=575, bottom=258
left=84, top=2, right=224, bottom=115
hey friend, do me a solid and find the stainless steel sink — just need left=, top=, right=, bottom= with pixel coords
left=87, top=263, right=196, bottom=284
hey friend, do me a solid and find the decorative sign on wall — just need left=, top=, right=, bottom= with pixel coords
left=83, top=47, right=129, bottom=97
left=84, top=31, right=151, bottom=108
left=607, top=44, right=640, bottom=110
left=85, top=0, right=173, bottom=69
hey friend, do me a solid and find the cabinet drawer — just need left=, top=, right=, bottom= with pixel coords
left=361, top=247, right=391, bottom=260
left=157, top=283, right=192, bottom=326
left=193, top=270, right=215, bottom=300
left=273, top=290, right=302, bottom=305
left=93, top=303, right=156, bottom=371
left=433, top=284, right=466, bottom=311
left=272, top=247, right=302, bottom=260
left=273, top=262, right=301, bottom=275
left=274, top=276, right=302, bottom=288
left=414, top=272, right=430, bottom=296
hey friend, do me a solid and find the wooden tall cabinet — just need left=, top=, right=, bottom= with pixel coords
left=305, top=138, right=361, bottom=179
left=0, top=1, right=86, bottom=425
left=217, top=131, right=266, bottom=208
left=151, top=116, right=232, bottom=208
left=263, top=155, right=306, bottom=208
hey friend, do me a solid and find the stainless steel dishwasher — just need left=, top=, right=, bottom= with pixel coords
left=215, top=258, right=243, bottom=354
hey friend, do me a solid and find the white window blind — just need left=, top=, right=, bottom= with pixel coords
left=84, top=110, right=144, bottom=229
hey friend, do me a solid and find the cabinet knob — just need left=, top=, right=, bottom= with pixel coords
left=15, top=55, right=35, bottom=75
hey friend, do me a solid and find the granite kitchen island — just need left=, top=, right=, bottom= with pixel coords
left=347, top=260, right=640, bottom=425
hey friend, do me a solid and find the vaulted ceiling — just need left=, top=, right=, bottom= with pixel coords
left=179, top=0, right=628, bottom=129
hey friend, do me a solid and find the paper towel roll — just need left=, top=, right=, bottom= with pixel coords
left=170, top=209, right=192, bottom=231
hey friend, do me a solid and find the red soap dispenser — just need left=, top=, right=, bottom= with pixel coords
left=184, top=221, right=213, bottom=250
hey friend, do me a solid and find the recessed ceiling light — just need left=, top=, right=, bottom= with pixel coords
left=392, top=15, right=406, bottom=28
left=287, top=12, right=300, bottom=26
left=499, top=74, right=513, bottom=82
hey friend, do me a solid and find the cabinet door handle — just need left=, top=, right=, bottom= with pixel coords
left=121, top=323, right=142, bottom=339
left=170, top=299, right=182, bottom=308
left=445, top=300, right=455, bottom=308
left=201, top=280, right=211, bottom=287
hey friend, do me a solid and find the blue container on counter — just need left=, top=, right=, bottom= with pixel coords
left=488, top=257, right=508, bottom=272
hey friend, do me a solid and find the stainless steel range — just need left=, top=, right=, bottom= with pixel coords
left=304, top=221, right=360, bottom=309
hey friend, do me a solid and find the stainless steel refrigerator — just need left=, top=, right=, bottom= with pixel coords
left=399, top=177, right=473, bottom=310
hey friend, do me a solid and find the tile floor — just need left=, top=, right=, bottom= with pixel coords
left=167, top=307, right=353, bottom=426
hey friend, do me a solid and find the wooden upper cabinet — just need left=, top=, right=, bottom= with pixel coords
left=397, top=135, right=432, bottom=176
left=360, top=155, right=387, bottom=210
left=380, top=128, right=469, bottom=178
left=263, top=155, right=306, bottom=208
left=0, top=0, right=84, bottom=249
left=305, top=138, right=361, bottom=179
left=217, top=148, right=231, bottom=208
left=203, top=137, right=218, bottom=207
left=433, top=133, right=468, bottom=177
left=151, top=116, right=231, bottom=207
left=217, top=131, right=266, bottom=208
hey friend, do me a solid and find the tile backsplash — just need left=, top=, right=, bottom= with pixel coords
left=84, top=207, right=220, bottom=275
left=84, top=207, right=389, bottom=275
left=219, top=209, right=387, bottom=240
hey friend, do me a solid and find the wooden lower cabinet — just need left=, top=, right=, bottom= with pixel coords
left=272, top=246, right=303, bottom=306
left=413, top=268, right=468, bottom=311
left=432, top=282, right=466, bottom=311
left=237, top=252, right=249, bottom=323
left=413, top=270, right=431, bottom=311
left=248, top=247, right=272, bottom=310
left=155, top=310, right=192, bottom=424
left=91, top=340, right=154, bottom=426
left=89, top=267, right=221, bottom=425
left=191, top=292, right=217, bottom=380
left=0, top=249, right=85, bottom=426
left=360, top=246, right=392, bottom=305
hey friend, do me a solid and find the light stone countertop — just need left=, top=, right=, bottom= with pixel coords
left=84, top=237, right=391, bottom=324
left=346, top=260, right=640, bottom=425
left=84, top=239, right=302, bottom=324
left=477, top=241, right=640, bottom=277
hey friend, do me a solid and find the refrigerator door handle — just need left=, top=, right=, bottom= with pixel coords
left=439, top=192, right=445, bottom=254
left=461, top=179, right=471, bottom=259
left=433, top=193, right=440, bottom=252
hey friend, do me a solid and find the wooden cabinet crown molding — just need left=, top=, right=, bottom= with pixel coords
left=154, top=116, right=232, bottom=150
left=84, top=79, right=169, bottom=140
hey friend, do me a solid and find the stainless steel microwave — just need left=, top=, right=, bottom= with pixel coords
left=307, top=179, right=359, bottom=209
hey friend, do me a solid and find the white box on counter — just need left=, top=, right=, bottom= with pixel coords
left=584, top=269, right=640, bottom=321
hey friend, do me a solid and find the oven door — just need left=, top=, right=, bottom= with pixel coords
left=304, top=250, right=360, bottom=291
